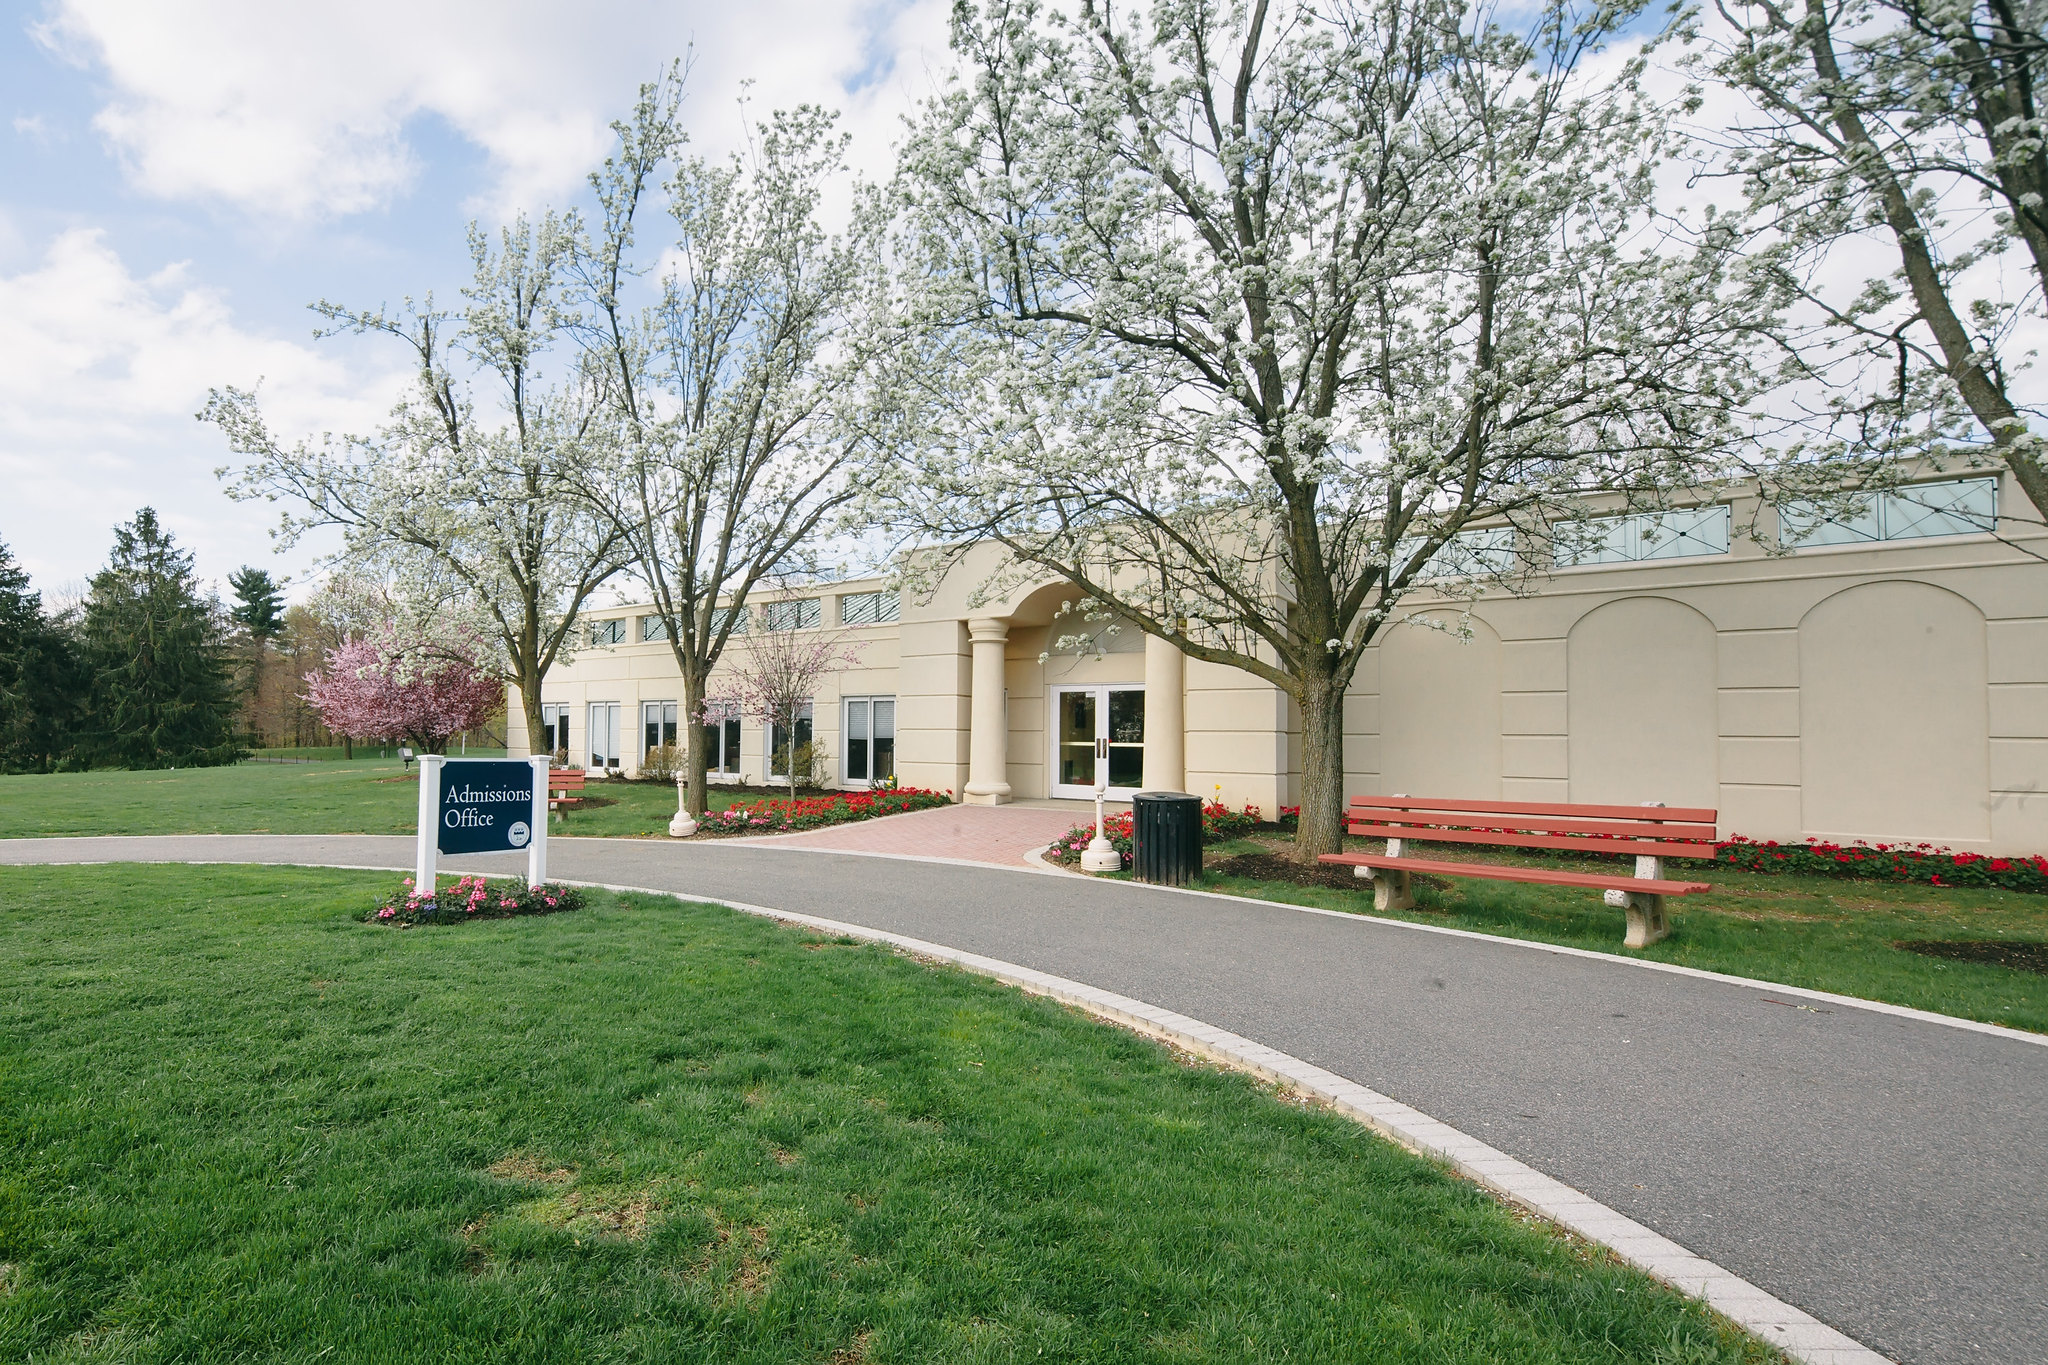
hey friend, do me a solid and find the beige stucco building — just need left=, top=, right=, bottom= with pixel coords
left=514, top=470, right=2048, bottom=853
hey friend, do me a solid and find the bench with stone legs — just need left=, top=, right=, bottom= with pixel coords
left=1316, top=795, right=1717, bottom=947
left=547, top=767, right=588, bottom=820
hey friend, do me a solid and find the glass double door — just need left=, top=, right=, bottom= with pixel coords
left=1050, top=685, right=1145, bottom=798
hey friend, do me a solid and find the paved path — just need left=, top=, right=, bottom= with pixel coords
left=7, top=834, right=2046, bottom=1365
left=754, top=802, right=1083, bottom=863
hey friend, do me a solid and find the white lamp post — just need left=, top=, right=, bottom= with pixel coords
left=1081, top=782, right=1121, bottom=873
left=669, top=773, right=698, bottom=837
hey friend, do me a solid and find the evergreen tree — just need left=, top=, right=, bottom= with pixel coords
left=228, top=567, right=285, bottom=641
left=77, top=509, right=242, bottom=769
left=0, top=537, right=78, bottom=771
left=228, top=566, right=286, bottom=745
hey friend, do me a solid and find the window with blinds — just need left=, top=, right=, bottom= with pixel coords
left=840, top=590, right=900, bottom=626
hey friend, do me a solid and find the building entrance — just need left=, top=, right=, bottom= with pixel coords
left=1049, top=685, right=1145, bottom=798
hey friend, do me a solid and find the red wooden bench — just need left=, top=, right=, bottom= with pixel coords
left=1317, top=794, right=1717, bottom=947
left=547, top=767, right=588, bottom=819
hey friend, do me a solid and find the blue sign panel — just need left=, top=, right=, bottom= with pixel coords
left=437, top=760, right=538, bottom=855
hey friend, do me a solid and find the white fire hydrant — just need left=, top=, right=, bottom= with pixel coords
left=1081, top=783, right=1121, bottom=873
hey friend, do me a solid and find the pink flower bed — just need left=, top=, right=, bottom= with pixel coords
left=368, top=873, right=585, bottom=926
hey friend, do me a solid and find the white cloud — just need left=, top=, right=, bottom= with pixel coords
left=0, top=228, right=403, bottom=589
left=33, top=0, right=954, bottom=222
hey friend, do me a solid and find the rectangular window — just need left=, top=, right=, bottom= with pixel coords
left=587, top=702, right=622, bottom=770
left=769, top=701, right=815, bottom=778
left=588, top=617, right=627, bottom=646
left=540, top=703, right=570, bottom=761
left=640, top=615, right=669, bottom=642
left=1780, top=477, right=1997, bottom=548
left=840, top=590, right=901, bottom=626
left=698, top=712, right=744, bottom=776
left=844, top=695, right=897, bottom=785
left=1394, top=527, right=1517, bottom=581
left=642, top=701, right=677, bottom=758
left=710, top=605, right=749, bottom=637
left=761, top=598, right=822, bottom=631
left=1554, top=505, right=1731, bottom=567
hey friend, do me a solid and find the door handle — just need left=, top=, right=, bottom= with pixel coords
left=1097, top=737, right=1106, bottom=759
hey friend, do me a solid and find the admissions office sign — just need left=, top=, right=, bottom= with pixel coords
left=414, top=754, right=552, bottom=890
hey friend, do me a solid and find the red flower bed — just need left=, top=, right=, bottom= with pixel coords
left=1714, top=836, right=2048, bottom=894
left=702, top=786, right=952, bottom=835
left=1048, top=801, right=1259, bottom=869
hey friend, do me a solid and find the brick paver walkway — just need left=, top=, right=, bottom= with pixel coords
left=754, top=803, right=1087, bottom=867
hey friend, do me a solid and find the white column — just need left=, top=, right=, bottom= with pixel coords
left=1142, top=632, right=1186, bottom=793
left=963, top=616, right=1012, bottom=805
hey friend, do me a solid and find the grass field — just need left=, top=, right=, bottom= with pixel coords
left=1196, top=836, right=2048, bottom=1033
left=0, top=760, right=748, bottom=839
left=0, top=865, right=1776, bottom=1364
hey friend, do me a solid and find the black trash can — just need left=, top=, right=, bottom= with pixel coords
left=1132, top=791, right=1203, bottom=885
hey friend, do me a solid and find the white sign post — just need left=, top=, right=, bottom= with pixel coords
left=527, top=754, right=551, bottom=888
left=413, top=753, right=552, bottom=894
left=415, top=754, right=444, bottom=893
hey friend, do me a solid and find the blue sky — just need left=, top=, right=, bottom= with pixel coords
left=0, top=0, right=946, bottom=600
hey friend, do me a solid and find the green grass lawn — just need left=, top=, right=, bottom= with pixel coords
left=0, top=865, right=1774, bottom=1364
left=1197, top=836, right=2048, bottom=1033
left=0, top=760, right=755, bottom=839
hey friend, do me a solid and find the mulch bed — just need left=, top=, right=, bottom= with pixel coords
left=1207, top=851, right=1370, bottom=892
left=1893, top=939, right=2048, bottom=975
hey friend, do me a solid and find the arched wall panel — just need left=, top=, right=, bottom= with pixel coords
left=1377, top=614, right=1502, bottom=798
left=1567, top=598, right=1719, bottom=810
left=1800, top=582, right=1989, bottom=842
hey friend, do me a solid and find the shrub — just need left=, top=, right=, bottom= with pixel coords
left=700, top=786, right=951, bottom=834
left=639, top=744, right=684, bottom=783
left=368, top=874, right=585, bottom=926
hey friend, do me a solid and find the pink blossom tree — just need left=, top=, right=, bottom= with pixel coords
left=704, top=609, right=865, bottom=797
left=304, top=626, right=504, bottom=755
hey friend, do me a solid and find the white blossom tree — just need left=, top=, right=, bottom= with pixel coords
left=1697, top=0, right=2048, bottom=521
left=569, top=74, right=889, bottom=818
left=207, top=213, right=632, bottom=755
left=885, top=0, right=1771, bottom=860
left=706, top=603, right=866, bottom=798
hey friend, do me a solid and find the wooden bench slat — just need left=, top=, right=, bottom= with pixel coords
left=1349, top=813, right=1718, bottom=842
left=1344, top=823, right=1716, bottom=859
left=1347, top=794, right=1718, bottom=824
left=1320, top=853, right=1711, bottom=896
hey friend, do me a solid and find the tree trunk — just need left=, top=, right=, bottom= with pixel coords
left=516, top=679, right=548, bottom=770
left=681, top=665, right=711, bottom=818
left=1294, top=682, right=1348, bottom=864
